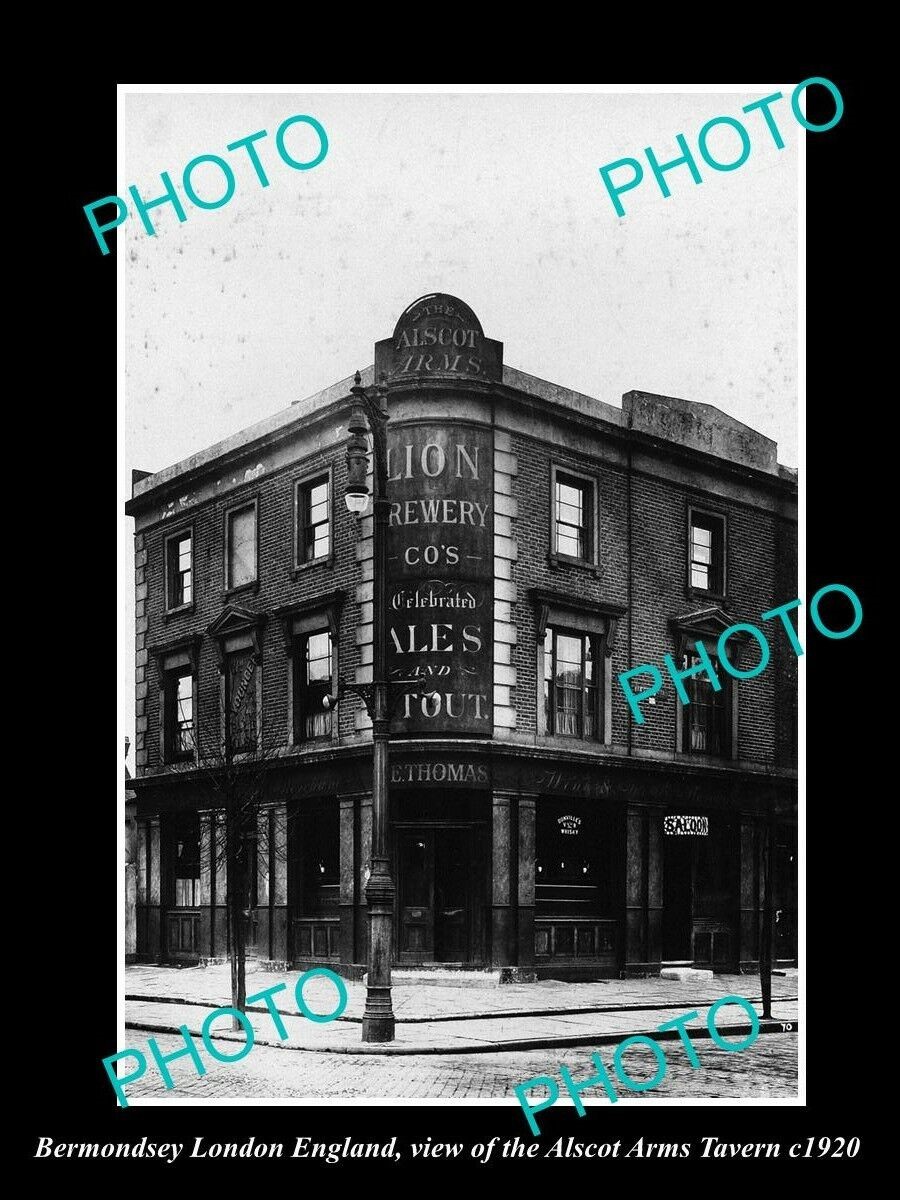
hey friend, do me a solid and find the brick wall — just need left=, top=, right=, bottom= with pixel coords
left=138, top=436, right=367, bottom=775
left=509, top=428, right=796, bottom=766
left=135, top=401, right=797, bottom=776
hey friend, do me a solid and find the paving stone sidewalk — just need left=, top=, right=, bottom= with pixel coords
left=124, top=964, right=797, bottom=1054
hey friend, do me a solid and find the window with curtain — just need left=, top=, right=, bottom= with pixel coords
left=294, top=629, right=333, bottom=741
left=682, top=651, right=729, bottom=756
left=543, top=627, right=600, bottom=739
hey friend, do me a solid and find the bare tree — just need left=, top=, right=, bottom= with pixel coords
left=184, top=654, right=288, bottom=1031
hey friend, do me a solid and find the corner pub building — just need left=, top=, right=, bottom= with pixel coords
left=126, top=294, right=798, bottom=982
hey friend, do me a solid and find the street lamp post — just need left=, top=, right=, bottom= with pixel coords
left=344, top=370, right=396, bottom=1042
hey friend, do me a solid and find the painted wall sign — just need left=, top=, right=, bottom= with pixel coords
left=386, top=423, right=493, bottom=735
left=664, top=815, right=709, bottom=836
left=390, top=761, right=489, bottom=786
left=375, top=293, right=503, bottom=383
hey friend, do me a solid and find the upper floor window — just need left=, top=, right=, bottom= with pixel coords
left=226, top=648, right=258, bottom=753
left=681, top=651, right=729, bottom=756
left=296, top=473, right=331, bottom=565
left=543, top=627, right=600, bottom=739
left=294, top=629, right=333, bottom=741
left=164, top=668, right=195, bottom=762
left=689, top=509, right=726, bottom=595
left=152, top=637, right=200, bottom=768
left=165, top=529, right=193, bottom=611
left=226, top=501, right=257, bottom=591
left=554, top=472, right=592, bottom=560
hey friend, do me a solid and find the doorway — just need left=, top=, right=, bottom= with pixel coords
left=397, top=827, right=473, bottom=963
left=662, top=836, right=693, bottom=961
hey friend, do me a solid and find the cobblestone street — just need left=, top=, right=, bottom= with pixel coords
left=127, top=1032, right=797, bottom=1102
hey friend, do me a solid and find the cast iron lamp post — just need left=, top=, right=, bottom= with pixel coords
left=343, top=370, right=396, bottom=1042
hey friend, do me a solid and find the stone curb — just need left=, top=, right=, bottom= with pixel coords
left=124, top=993, right=798, bottom=1026
left=125, top=1017, right=798, bottom=1057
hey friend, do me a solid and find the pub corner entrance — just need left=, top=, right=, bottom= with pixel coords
left=394, top=809, right=488, bottom=965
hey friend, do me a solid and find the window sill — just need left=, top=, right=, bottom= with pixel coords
left=539, top=733, right=609, bottom=752
left=686, top=586, right=726, bottom=605
left=225, top=748, right=262, bottom=764
left=291, top=554, right=334, bottom=579
left=164, top=602, right=195, bottom=621
left=674, top=751, right=735, bottom=767
left=548, top=552, right=601, bottom=577
left=224, top=580, right=259, bottom=599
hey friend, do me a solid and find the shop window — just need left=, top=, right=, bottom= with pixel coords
left=535, top=799, right=615, bottom=917
left=172, top=815, right=200, bottom=908
left=300, top=801, right=339, bottom=915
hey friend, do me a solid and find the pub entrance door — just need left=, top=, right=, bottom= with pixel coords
left=662, top=836, right=693, bottom=961
left=396, top=826, right=473, bottom=964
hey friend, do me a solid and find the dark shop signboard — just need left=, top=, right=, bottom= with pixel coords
left=386, top=423, right=493, bottom=735
left=374, top=292, right=503, bottom=383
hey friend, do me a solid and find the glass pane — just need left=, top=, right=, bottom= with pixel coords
left=557, top=501, right=583, bottom=524
left=229, top=507, right=256, bottom=587
left=556, top=529, right=583, bottom=557
left=313, top=530, right=330, bottom=559
left=307, top=631, right=332, bottom=682
left=557, top=482, right=583, bottom=510
left=556, top=634, right=582, bottom=669
left=309, top=481, right=328, bottom=508
left=691, top=565, right=709, bottom=589
left=692, top=525, right=711, bottom=547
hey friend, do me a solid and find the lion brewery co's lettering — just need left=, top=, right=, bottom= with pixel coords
left=387, top=433, right=490, bottom=728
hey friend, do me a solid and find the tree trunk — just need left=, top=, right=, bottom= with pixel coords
left=226, top=800, right=247, bottom=1032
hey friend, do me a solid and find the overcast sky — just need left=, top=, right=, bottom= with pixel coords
left=117, top=86, right=799, bottom=757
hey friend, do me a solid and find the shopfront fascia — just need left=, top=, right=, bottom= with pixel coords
left=132, top=748, right=795, bottom=978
